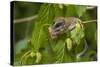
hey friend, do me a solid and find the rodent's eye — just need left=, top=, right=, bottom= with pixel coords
left=53, top=22, right=64, bottom=29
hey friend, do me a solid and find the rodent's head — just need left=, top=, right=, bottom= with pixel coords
left=49, top=17, right=79, bottom=39
left=48, top=17, right=67, bottom=39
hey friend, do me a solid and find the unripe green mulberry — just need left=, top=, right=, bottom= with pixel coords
left=76, top=23, right=81, bottom=32
left=35, top=52, right=42, bottom=63
left=66, top=38, right=73, bottom=51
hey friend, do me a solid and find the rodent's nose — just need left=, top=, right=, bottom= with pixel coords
left=48, top=27, right=59, bottom=39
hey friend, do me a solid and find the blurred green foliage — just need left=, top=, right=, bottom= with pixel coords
left=13, top=1, right=97, bottom=66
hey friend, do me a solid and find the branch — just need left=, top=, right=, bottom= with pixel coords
left=14, top=15, right=38, bottom=23
left=83, top=20, right=97, bottom=23
left=14, top=15, right=97, bottom=24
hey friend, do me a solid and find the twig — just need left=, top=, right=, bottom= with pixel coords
left=14, top=14, right=97, bottom=24
left=14, top=15, right=38, bottom=23
left=83, top=20, right=97, bottom=23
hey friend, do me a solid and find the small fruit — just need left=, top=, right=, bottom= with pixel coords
left=66, top=38, right=73, bottom=51
left=76, top=22, right=81, bottom=32
left=35, top=52, right=42, bottom=63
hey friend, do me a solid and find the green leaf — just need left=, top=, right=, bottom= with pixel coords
left=39, top=40, right=54, bottom=64
left=65, top=5, right=77, bottom=17
left=31, top=4, right=55, bottom=52
left=54, top=40, right=65, bottom=63
left=32, top=25, right=46, bottom=51
left=65, top=5, right=87, bottom=17
left=75, top=5, right=87, bottom=17
left=38, top=4, right=54, bottom=24
left=70, top=23, right=84, bottom=45
left=53, top=4, right=63, bottom=17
